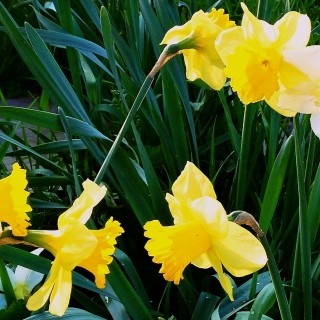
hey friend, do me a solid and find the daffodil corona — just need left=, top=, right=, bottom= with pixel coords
left=161, top=8, right=235, bottom=90
left=0, top=163, right=31, bottom=236
left=144, top=162, right=267, bottom=300
left=25, top=180, right=123, bottom=316
left=215, top=2, right=311, bottom=115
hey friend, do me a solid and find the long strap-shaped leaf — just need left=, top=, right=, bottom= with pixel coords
left=0, top=107, right=109, bottom=140
left=0, top=3, right=89, bottom=123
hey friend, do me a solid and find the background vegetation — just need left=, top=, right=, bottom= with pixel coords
left=0, top=0, right=320, bottom=319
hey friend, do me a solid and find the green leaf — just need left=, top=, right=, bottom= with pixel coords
left=0, top=107, right=110, bottom=141
left=259, top=135, right=294, bottom=232
left=191, top=292, right=219, bottom=320
left=0, top=260, right=16, bottom=306
left=24, top=307, right=105, bottom=319
left=248, top=283, right=276, bottom=320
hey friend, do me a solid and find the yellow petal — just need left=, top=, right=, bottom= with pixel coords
left=214, top=222, right=267, bottom=277
left=282, top=46, right=320, bottom=82
left=183, top=49, right=226, bottom=90
left=171, top=162, right=216, bottom=201
left=215, top=26, right=244, bottom=66
left=241, top=3, right=277, bottom=44
left=277, top=82, right=319, bottom=114
left=311, top=112, right=320, bottom=138
left=160, top=10, right=202, bottom=45
left=144, top=220, right=211, bottom=284
left=59, top=219, right=98, bottom=270
left=49, top=266, right=72, bottom=317
left=275, top=11, right=311, bottom=49
left=58, top=179, right=106, bottom=226
left=27, top=258, right=59, bottom=312
left=266, top=92, right=297, bottom=117
left=79, top=217, right=124, bottom=288
left=206, top=250, right=234, bottom=300
left=161, top=8, right=234, bottom=89
left=0, top=163, right=31, bottom=236
left=190, top=197, right=229, bottom=239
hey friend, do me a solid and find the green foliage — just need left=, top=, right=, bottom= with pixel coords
left=0, top=0, right=320, bottom=319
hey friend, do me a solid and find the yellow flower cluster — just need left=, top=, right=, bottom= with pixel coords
left=0, top=164, right=123, bottom=316
left=1, top=160, right=267, bottom=313
left=162, top=3, right=320, bottom=137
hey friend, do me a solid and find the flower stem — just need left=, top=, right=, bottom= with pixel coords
left=259, top=235, right=293, bottom=320
left=230, top=211, right=292, bottom=320
left=94, top=46, right=176, bottom=184
left=293, top=116, right=312, bottom=320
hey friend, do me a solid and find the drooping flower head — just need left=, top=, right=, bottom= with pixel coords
left=144, top=162, right=267, bottom=300
left=0, top=163, right=31, bottom=236
left=25, top=180, right=123, bottom=316
left=161, top=8, right=235, bottom=90
left=215, top=2, right=311, bottom=115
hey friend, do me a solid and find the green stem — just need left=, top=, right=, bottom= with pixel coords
left=236, top=105, right=256, bottom=209
left=293, top=116, right=312, bottom=320
left=95, top=46, right=175, bottom=184
left=94, top=76, right=153, bottom=184
left=260, top=235, right=293, bottom=320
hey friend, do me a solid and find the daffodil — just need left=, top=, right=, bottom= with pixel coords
left=24, top=180, right=123, bottom=316
left=161, top=8, right=235, bottom=90
left=0, top=248, right=44, bottom=309
left=0, top=163, right=31, bottom=237
left=144, top=162, right=267, bottom=300
left=215, top=2, right=311, bottom=115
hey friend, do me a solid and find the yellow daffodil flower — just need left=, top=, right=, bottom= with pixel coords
left=0, top=163, right=31, bottom=236
left=144, top=162, right=267, bottom=300
left=275, top=46, right=320, bottom=138
left=161, top=8, right=235, bottom=90
left=215, top=2, right=311, bottom=115
left=25, top=180, right=123, bottom=316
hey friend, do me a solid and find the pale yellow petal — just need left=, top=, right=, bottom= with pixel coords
left=266, top=92, right=297, bottom=117
left=275, top=11, right=311, bottom=49
left=171, top=162, right=216, bottom=201
left=282, top=46, right=320, bottom=81
left=277, top=82, right=319, bottom=114
left=310, top=112, right=320, bottom=138
left=58, top=179, right=106, bottom=226
left=241, top=3, right=277, bottom=44
left=206, top=250, right=233, bottom=300
left=49, top=267, right=72, bottom=317
left=215, top=27, right=244, bottom=65
left=214, top=222, right=267, bottom=277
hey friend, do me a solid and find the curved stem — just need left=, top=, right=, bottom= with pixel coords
left=95, top=46, right=176, bottom=184
left=260, top=235, right=293, bottom=320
